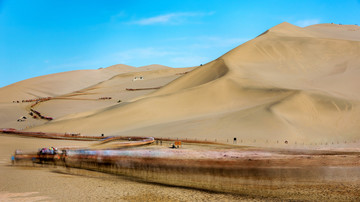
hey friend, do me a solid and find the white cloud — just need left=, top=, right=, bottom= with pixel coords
left=135, top=14, right=177, bottom=25
left=130, top=12, right=214, bottom=25
left=114, top=47, right=177, bottom=63
left=295, top=19, right=321, bottom=27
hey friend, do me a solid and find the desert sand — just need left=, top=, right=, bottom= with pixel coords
left=1, top=22, right=360, bottom=201
left=0, top=135, right=252, bottom=201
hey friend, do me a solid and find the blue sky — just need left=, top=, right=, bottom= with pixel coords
left=1, top=0, right=359, bottom=87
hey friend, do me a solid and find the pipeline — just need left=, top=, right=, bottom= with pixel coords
left=0, top=129, right=155, bottom=147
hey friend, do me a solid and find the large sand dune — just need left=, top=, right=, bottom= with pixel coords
left=0, top=64, right=193, bottom=130
left=2, top=22, right=360, bottom=145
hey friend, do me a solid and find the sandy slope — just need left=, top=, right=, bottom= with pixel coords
left=0, top=64, right=136, bottom=129
left=0, top=64, right=136, bottom=102
left=0, top=64, right=193, bottom=130
left=31, top=67, right=192, bottom=121
left=3, top=22, right=360, bottom=146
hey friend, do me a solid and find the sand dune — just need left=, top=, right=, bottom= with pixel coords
left=0, top=65, right=193, bottom=130
left=32, top=67, right=192, bottom=121
left=2, top=22, right=360, bottom=145
left=0, top=64, right=136, bottom=102
left=0, top=64, right=137, bottom=129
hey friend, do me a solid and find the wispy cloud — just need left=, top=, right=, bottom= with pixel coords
left=167, top=36, right=249, bottom=48
left=114, top=47, right=177, bottom=63
left=193, top=36, right=248, bottom=48
left=44, top=35, right=248, bottom=71
left=111, top=36, right=247, bottom=67
left=112, top=47, right=211, bottom=67
left=110, top=11, right=126, bottom=22
left=130, top=12, right=214, bottom=25
left=170, top=56, right=209, bottom=67
left=295, top=19, right=321, bottom=27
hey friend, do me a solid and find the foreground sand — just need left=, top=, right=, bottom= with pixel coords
left=0, top=134, right=252, bottom=201
left=2, top=133, right=360, bottom=201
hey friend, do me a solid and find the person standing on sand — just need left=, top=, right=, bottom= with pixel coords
left=11, top=156, right=15, bottom=165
